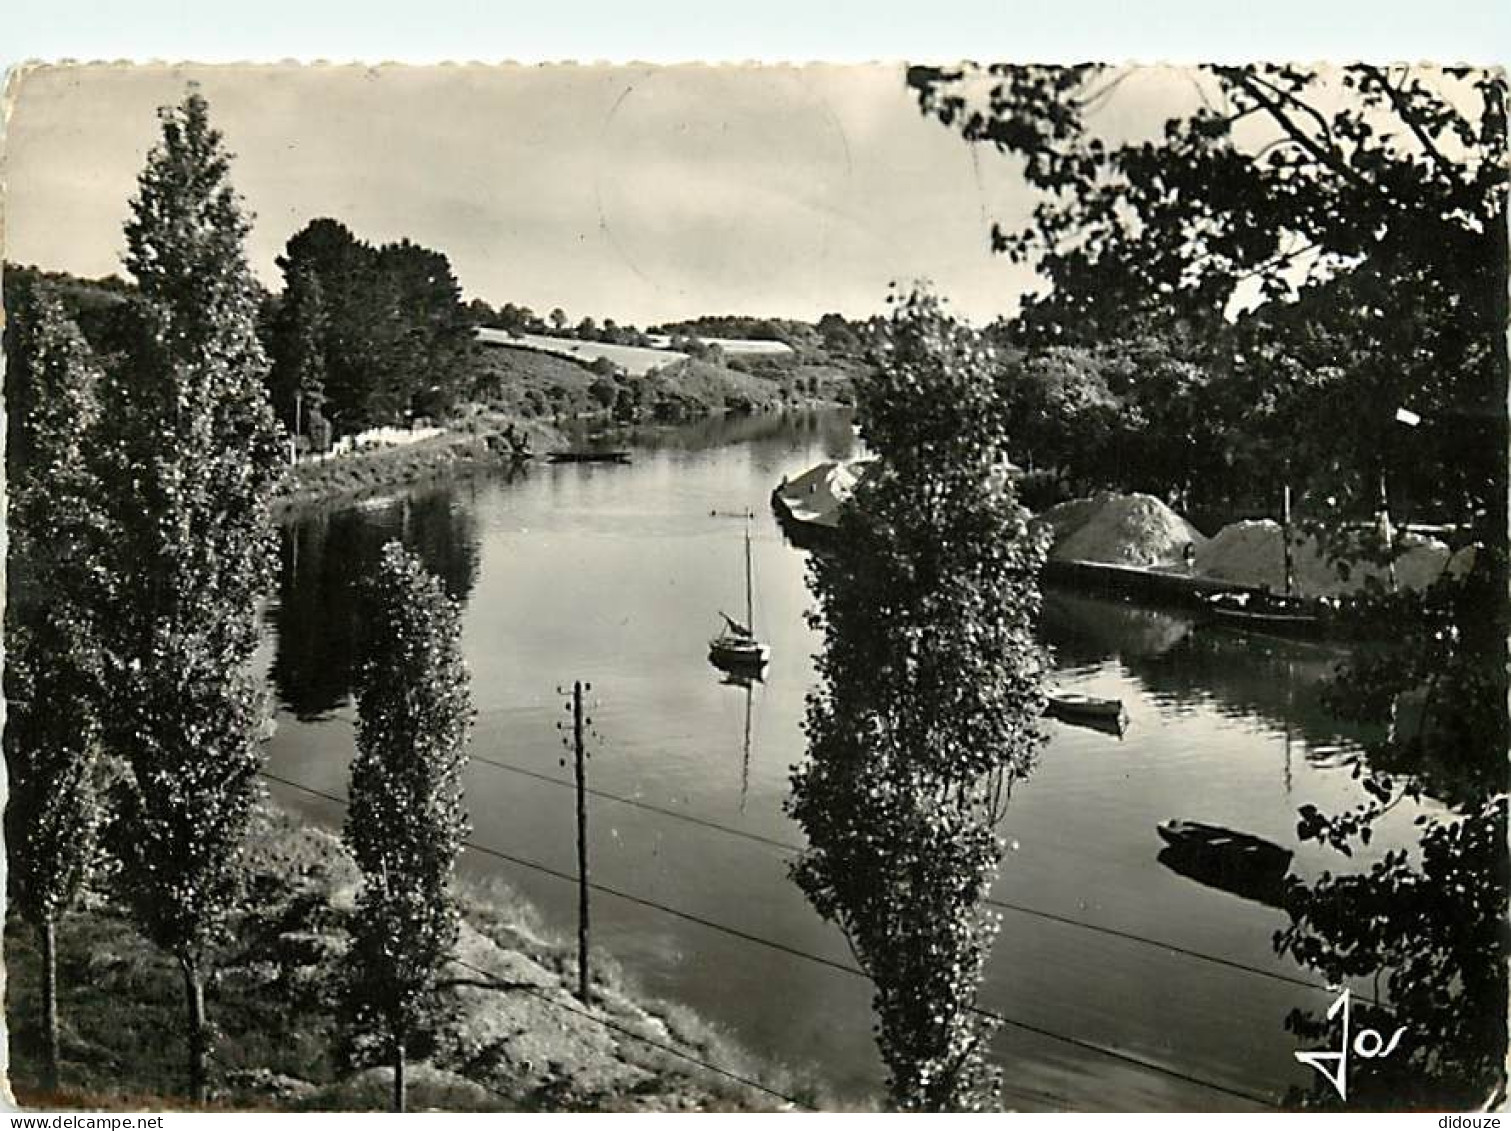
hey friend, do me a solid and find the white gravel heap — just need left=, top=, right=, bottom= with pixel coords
left=1194, top=519, right=1450, bottom=596
left=1041, top=491, right=1207, bottom=568
left=1039, top=492, right=1455, bottom=597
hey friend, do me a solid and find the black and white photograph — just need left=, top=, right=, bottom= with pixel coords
left=0, top=45, right=1506, bottom=1115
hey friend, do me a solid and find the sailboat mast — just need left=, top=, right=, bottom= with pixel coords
left=744, top=512, right=754, bottom=632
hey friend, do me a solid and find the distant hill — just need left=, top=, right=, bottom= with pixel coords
left=4, top=264, right=859, bottom=434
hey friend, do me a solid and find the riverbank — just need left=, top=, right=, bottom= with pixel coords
left=277, top=397, right=850, bottom=519
left=272, top=414, right=567, bottom=519
left=2, top=802, right=816, bottom=1113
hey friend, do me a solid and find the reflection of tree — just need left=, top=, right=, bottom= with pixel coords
left=270, top=488, right=480, bottom=719
left=1276, top=565, right=1508, bottom=1109
left=788, top=292, right=1047, bottom=1111
left=1042, top=590, right=1378, bottom=758
left=1040, top=589, right=1196, bottom=666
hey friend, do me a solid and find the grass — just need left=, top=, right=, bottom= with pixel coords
left=4, top=804, right=806, bottom=1113
left=472, top=343, right=604, bottom=419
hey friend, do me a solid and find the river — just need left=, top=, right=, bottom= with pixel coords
left=259, top=408, right=1430, bottom=1111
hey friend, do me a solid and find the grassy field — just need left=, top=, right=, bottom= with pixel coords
left=477, top=330, right=688, bottom=376
left=3, top=804, right=823, bottom=1113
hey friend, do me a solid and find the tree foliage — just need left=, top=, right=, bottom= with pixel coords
left=4, top=285, right=109, bottom=916
left=1273, top=564, right=1508, bottom=1109
left=267, top=260, right=329, bottom=445
left=788, top=289, right=1048, bottom=1111
left=94, top=90, right=286, bottom=1103
left=908, top=63, right=1508, bottom=1108
left=341, top=542, right=473, bottom=1112
left=268, top=220, right=477, bottom=435
left=909, top=64, right=1507, bottom=523
left=2, top=287, right=110, bottom=1091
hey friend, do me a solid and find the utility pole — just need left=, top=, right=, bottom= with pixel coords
left=1282, top=482, right=1295, bottom=598
left=571, top=680, right=591, bottom=1005
left=1378, top=471, right=1398, bottom=592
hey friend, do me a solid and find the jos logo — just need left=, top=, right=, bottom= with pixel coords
left=1294, top=987, right=1408, bottom=1102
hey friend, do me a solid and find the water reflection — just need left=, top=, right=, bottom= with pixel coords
left=1043, top=591, right=1380, bottom=762
left=716, top=672, right=759, bottom=812
left=261, top=408, right=1500, bottom=1110
left=565, top=407, right=858, bottom=465
left=270, top=486, right=482, bottom=718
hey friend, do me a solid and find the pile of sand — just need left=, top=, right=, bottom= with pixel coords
left=1194, top=519, right=1451, bottom=596
left=1042, top=491, right=1207, bottom=568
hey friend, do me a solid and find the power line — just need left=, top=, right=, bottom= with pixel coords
left=465, top=752, right=1353, bottom=1002
left=448, top=957, right=812, bottom=1110
left=261, top=769, right=1281, bottom=1109
left=470, top=753, right=795, bottom=852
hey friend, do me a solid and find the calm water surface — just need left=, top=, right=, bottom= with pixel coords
left=260, top=409, right=1426, bottom=1111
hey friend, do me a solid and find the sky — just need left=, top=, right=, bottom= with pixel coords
left=4, top=64, right=1062, bottom=326
left=4, top=45, right=1503, bottom=328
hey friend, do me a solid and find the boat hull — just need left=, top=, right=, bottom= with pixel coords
left=709, top=639, right=771, bottom=673
left=1209, top=605, right=1324, bottom=639
left=1045, top=694, right=1128, bottom=735
left=548, top=450, right=631, bottom=464
left=1156, top=819, right=1293, bottom=876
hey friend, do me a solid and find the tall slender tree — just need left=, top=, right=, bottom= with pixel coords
left=788, top=289, right=1049, bottom=1110
left=96, top=90, right=286, bottom=1104
left=3, top=288, right=110, bottom=1094
left=267, top=261, right=328, bottom=444
left=341, top=542, right=473, bottom=1113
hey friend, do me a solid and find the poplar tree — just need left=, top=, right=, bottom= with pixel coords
left=789, top=290, right=1049, bottom=1110
left=3, top=288, right=109, bottom=1094
left=341, top=542, right=473, bottom=1113
left=97, top=90, right=286, bottom=1104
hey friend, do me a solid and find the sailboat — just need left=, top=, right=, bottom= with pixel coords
left=709, top=513, right=771, bottom=674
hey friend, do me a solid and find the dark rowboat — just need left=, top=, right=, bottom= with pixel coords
left=1156, top=819, right=1292, bottom=880
left=1156, top=819, right=1293, bottom=908
left=548, top=450, right=631, bottom=464
left=1205, top=591, right=1324, bottom=639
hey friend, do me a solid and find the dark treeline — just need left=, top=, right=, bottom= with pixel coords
left=272, top=487, right=481, bottom=721
left=264, top=219, right=478, bottom=442
left=471, top=299, right=872, bottom=361
left=910, top=64, right=1507, bottom=536
left=5, top=234, right=479, bottom=451
left=977, top=261, right=1501, bottom=527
